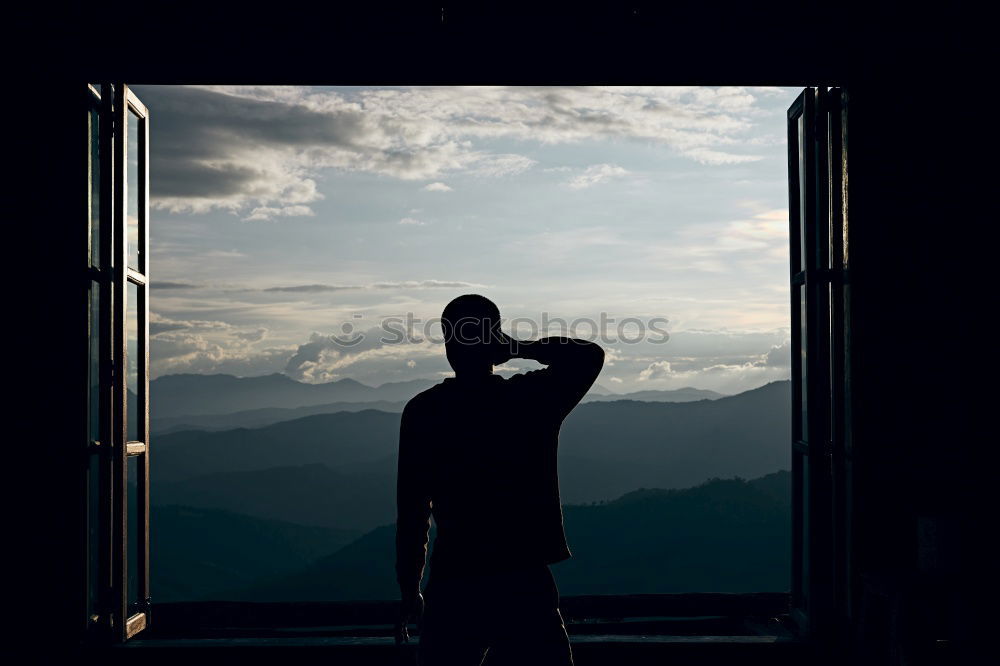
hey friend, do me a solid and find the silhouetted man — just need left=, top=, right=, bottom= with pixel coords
left=395, top=294, right=604, bottom=665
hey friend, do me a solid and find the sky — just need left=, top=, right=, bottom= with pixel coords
left=136, top=85, right=799, bottom=394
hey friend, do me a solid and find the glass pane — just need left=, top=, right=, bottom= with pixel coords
left=127, top=455, right=139, bottom=612
left=89, top=105, right=101, bottom=268
left=126, top=281, right=139, bottom=442
left=799, top=285, right=808, bottom=440
left=127, top=109, right=141, bottom=271
left=797, top=113, right=808, bottom=273
left=89, top=281, right=101, bottom=443
left=827, top=111, right=835, bottom=271
left=87, top=452, right=102, bottom=620
left=800, top=454, right=810, bottom=604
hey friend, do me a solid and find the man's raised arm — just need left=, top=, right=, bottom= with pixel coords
left=509, top=336, right=605, bottom=418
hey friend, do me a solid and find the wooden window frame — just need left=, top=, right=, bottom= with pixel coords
left=88, top=83, right=152, bottom=643
left=788, top=86, right=851, bottom=642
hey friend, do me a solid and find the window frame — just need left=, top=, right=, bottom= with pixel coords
left=787, top=86, right=851, bottom=642
left=88, top=83, right=152, bottom=643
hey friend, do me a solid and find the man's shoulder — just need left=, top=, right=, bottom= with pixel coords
left=403, top=380, right=451, bottom=413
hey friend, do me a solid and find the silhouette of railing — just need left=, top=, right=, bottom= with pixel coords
left=147, top=592, right=790, bottom=639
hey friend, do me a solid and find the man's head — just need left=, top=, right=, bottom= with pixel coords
left=441, top=294, right=507, bottom=376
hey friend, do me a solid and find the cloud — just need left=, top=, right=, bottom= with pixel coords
left=262, top=284, right=356, bottom=293
left=399, top=217, right=426, bottom=226
left=149, top=313, right=234, bottom=335
left=283, top=328, right=442, bottom=383
left=639, top=360, right=673, bottom=381
left=423, top=182, right=453, bottom=192
left=151, top=330, right=293, bottom=377
left=369, top=280, right=484, bottom=290
left=567, top=163, right=629, bottom=189
left=203, top=249, right=246, bottom=258
left=467, top=153, right=536, bottom=177
left=243, top=205, right=315, bottom=221
left=137, top=85, right=778, bottom=217
left=149, top=313, right=288, bottom=377
left=764, top=339, right=791, bottom=367
left=151, top=281, right=198, bottom=290
left=683, top=148, right=763, bottom=165
left=235, top=328, right=269, bottom=342
left=255, top=280, right=485, bottom=293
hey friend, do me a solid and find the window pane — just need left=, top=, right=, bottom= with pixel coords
left=127, top=455, right=139, bottom=612
left=89, top=281, right=101, bottom=443
left=797, top=113, right=808, bottom=273
left=127, top=110, right=140, bottom=271
left=800, top=454, right=810, bottom=604
left=126, top=281, right=139, bottom=442
left=89, top=105, right=101, bottom=268
left=87, top=452, right=102, bottom=620
left=799, top=285, right=808, bottom=440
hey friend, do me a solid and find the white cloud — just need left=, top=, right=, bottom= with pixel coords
left=138, top=85, right=778, bottom=217
left=639, top=360, right=673, bottom=381
left=567, top=163, right=629, bottom=190
left=423, top=182, right=453, bottom=192
left=468, top=153, right=536, bottom=177
left=399, top=217, right=426, bottom=226
left=149, top=313, right=290, bottom=377
left=203, top=249, right=246, bottom=258
left=683, top=148, right=763, bottom=165
left=243, top=204, right=316, bottom=221
left=284, top=328, right=444, bottom=384
left=764, top=339, right=791, bottom=368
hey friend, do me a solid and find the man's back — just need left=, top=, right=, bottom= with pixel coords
left=401, top=369, right=575, bottom=578
left=392, top=295, right=604, bottom=664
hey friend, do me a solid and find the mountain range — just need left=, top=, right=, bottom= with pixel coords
left=150, top=374, right=726, bottom=434
left=151, top=373, right=437, bottom=418
left=219, top=471, right=790, bottom=602
left=151, top=504, right=359, bottom=602
left=146, top=373, right=790, bottom=601
left=153, top=381, right=789, bottom=528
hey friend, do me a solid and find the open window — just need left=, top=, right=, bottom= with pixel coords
left=78, top=83, right=852, bottom=650
left=86, top=83, right=151, bottom=642
left=787, top=86, right=851, bottom=640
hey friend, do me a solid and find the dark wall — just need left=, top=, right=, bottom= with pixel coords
left=848, top=70, right=982, bottom=663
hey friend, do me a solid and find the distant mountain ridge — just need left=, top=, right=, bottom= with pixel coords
left=151, top=374, right=726, bottom=433
left=157, top=463, right=394, bottom=531
left=153, top=381, right=790, bottom=531
left=582, top=387, right=724, bottom=403
left=152, top=400, right=407, bottom=435
left=151, top=505, right=359, bottom=602
left=232, top=471, right=790, bottom=601
left=155, top=409, right=401, bottom=483
left=152, top=373, right=437, bottom=418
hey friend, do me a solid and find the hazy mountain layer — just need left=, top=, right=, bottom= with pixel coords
left=151, top=505, right=359, bottom=602
left=582, top=387, right=725, bottom=402
left=157, top=463, right=394, bottom=531
left=151, top=376, right=725, bottom=435
left=154, top=382, right=789, bottom=515
left=232, top=471, right=790, bottom=601
left=152, top=373, right=437, bottom=418
left=152, top=400, right=406, bottom=435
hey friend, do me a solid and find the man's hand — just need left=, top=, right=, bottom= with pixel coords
left=394, top=591, right=425, bottom=645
